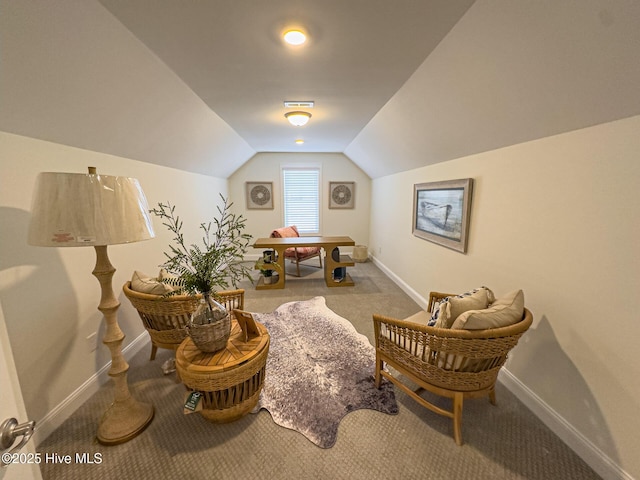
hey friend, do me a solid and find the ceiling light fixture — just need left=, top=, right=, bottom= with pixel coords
left=283, top=29, right=306, bottom=46
left=285, top=111, right=311, bottom=126
left=295, top=139, right=305, bottom=145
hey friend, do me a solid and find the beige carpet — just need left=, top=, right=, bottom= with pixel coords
left=37, top=261, right=601, bottom=479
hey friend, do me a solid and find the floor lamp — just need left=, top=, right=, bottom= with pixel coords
left=28, top=167, right=155, bottom=445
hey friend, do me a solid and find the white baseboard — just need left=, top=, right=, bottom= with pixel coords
left=372, top=254, right=631, bottom=480
left=499, top=370, right=632, bottom=480
left=371, top=255, right=429, bottom=310
left=33, top=331, right=150, bottom=447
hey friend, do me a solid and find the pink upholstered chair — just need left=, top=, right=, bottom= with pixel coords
left=270, top=225, right=322, bottom=276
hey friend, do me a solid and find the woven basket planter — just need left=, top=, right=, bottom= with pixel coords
left=187, top=314, right=231, bottom=353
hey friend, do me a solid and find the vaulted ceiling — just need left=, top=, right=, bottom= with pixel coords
left=98, top=0, right=474, bottom=154
left=2, top=1, right=639, bottom=179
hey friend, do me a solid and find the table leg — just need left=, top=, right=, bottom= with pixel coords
left=272, top=247, right=286, bottom=288
left=323, top=246, right=355, bottom=287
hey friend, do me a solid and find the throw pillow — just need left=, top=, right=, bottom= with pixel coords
left=158, top=268, right=184, bottom=291
left=451, top=289, right=525, bottom=330
left=131, top=270, right=175, bottom=295
left=428, top=298, right=449, bottom=326
left=430, top=287, right=494, bottom=329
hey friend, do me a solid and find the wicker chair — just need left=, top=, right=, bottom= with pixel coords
left=373, top=291, right=533, bottom=446
left=123, top=282, right=245, bottom=361
left=270, top=225, right=322, bottom=276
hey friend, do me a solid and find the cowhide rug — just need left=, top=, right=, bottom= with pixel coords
left=251, top=296, right=398, bottom=448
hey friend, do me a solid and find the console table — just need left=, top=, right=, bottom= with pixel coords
left=253, top=236, right=355, bottom=289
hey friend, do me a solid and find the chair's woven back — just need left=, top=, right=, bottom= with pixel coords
left=214, top=289, right=245, bottom=315
left=123, top=282, right=245, bottom=346
left=374, top=308, right=533, bottom=392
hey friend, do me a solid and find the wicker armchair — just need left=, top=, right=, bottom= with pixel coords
left=123, top=282, right=245, bottom=360
left=373, top=291, right=533, bottom=446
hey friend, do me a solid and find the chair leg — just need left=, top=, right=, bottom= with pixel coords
left=150, top=342, right=158, bottom=361
left=318, top=255, right=323, bottom=268
left=453, top=393, right=464, bottom=446
left=374, top=356, right=383, bottom=388
left=296, top=258, right=301, bottom=276
left=489, top=387, right=497, bottom=405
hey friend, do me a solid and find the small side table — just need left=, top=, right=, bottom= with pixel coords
left=176, top=319, right=269, bottom=423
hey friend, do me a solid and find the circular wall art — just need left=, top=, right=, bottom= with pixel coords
left=329, top=182, right=355, bottom=209
left=332, top=185, right=351, bottom=205
left=245, top=182, right=274, bottom=209
left=251, top=185, right=271, bottom=206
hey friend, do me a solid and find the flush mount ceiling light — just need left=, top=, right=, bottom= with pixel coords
left=285, top=111, right=311, bottom=126
left=295, top=139, right=305, bottom=145
left=283, top=29, right=306, bottom=46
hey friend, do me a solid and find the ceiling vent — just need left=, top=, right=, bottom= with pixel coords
left=284, top=101, right=314, bottom=108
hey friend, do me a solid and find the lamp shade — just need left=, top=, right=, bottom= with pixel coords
left=28, top=170, right=155, bottom=247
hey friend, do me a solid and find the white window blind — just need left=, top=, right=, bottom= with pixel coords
left=282, top=168, right=320, bottom=234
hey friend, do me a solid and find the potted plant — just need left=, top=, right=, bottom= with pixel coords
left=151, top=195, right=252, bottom=352
left=254, top=257, right=280, bottom=285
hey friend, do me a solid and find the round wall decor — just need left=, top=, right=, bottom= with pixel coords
left=331, top=184, right=352, bottom=205
left=250, top=185, right=271, bottom=206
left=329, top=182, right=355, bottom=209
left=245, top=182, right=274, bottom=209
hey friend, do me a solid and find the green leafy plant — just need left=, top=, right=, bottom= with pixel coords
left=254, top=257, right=281, bottom=277
left=151, top=195, right=253, bottom=297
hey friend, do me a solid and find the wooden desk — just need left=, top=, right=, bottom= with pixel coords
left=253, top=236, right=356, bottom=289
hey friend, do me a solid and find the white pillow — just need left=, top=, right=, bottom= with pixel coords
left=130, top=270, right=174, bottom=295
left=451, top=290, right=524, bottom=330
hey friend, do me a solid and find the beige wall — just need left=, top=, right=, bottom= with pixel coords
left=0, top=131, right=227, bottom=432
left=228, top=152, right=371, bottom=256
left=368, top=115, right=640, bottom=479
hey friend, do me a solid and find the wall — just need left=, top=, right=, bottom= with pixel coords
left=228, top=152, right=371, bottom=256
left=368, top=115, right=640, bottom=479
left=0, top=132, right=227, bottom=440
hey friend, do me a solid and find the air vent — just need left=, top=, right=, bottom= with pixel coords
left=284, top=101, right=314, bottom=108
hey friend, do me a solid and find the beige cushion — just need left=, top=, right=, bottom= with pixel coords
left=404, top=310, right=431, bottom=325
left=434, top=288, right=493, bottom=329
left=130, top=270, right=174, bottom=295
left=451, top=289, right=525, bottom=330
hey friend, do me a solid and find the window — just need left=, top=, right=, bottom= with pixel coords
left=282, top=167, right=320, bottom=234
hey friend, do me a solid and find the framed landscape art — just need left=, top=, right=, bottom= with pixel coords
left=412, top=178, right=473, bottom=253
left=245, top=182, right=274, bottom=209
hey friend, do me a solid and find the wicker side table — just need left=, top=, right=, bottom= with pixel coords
left=175, top=319, right=269, bottom=423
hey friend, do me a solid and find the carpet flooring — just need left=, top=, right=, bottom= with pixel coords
left=36, top=260, right=602, bottom=479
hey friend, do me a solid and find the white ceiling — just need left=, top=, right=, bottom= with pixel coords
left=97, top=0, right=474, bottom=154
left=2, top=1, right=639, bottom=179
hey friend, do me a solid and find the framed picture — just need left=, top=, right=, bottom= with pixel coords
left=412, top=178, right=473, bottom=253
left=329, top=182, right=355, bottom=209
left=246, top=182, right=273, bottom=209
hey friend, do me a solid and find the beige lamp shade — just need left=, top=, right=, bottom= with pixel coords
left=28, top=170, right=155, bottom=247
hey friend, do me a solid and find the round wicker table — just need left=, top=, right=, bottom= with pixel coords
left=175, top=319, right=269, bottom=423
